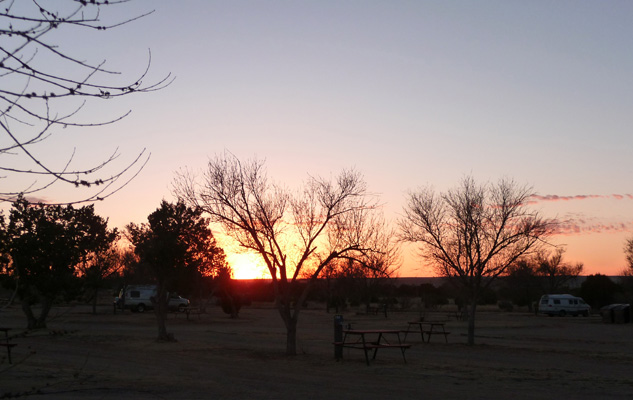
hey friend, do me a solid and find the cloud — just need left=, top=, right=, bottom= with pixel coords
left=526, top=193, right=633, bottom=237
left=552, top=216, right=633, bottom=236
left=529, top=193, right=633, bottom=204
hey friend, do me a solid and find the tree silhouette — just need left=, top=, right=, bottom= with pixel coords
left=127, top=200, right=226, bottom=341
left=0, top=1, right=171, bottom=204
left=323, top=236, right=400, bottom=315
left=535, top=248, right=583, bottom=294
left=580, top=274, right=622, bottom=309
left=175, top=153, right=392, bottom=355
left=623, top=236, right=633, bottom=276
left=503, top=258, right=541, bottom=312
left=4, top=196, right=112, bottom=329
left=400, top=176, right=553, bottom=345
left=78, top=238, right=123, bottom=314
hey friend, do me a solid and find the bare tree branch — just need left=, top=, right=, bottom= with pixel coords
left=0, top=0, right=172, bottom=204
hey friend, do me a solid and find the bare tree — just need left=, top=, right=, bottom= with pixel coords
left=320, top=217, right=400, bottom=314
left=535, top=247, right=583, bottom=294
left=174, top=154, right=388, bottom=355
left=399, top=176, right=553, bottom=345
left=354, top=224, right=401, bottom=314
left=620, top=237, right=633, bottom=296
left=623, top=237, right=633, bottom=276
left=0, top=0, right=171, bottom=204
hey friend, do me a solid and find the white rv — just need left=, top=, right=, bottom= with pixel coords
left=538, top=294, right=591, bottom=317
left=114, top=285, right=190, bottom=313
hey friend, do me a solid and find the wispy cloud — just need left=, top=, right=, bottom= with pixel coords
left=552, top=212, right=633, bottom=236
left=554, top=220, right=633, bottom=236
left=529, top=194, right=633, bottom=203
left=527, top=194, right=633, bottom=236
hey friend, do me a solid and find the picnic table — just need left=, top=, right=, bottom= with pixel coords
left=335, top=329, right=411, bottom=365
left=0, top=327, right=17, bottom=364
left=174, top=307, right=201, bottom=320
left=404, top=321, right=450, bottom=343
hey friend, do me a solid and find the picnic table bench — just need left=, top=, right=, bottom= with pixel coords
left=0, top=327, right=17, bottom=364
left=404, top=321, right=450, bottom=343
left=334, top=329, right=411, bottom=365
left=180, top=307, right=201, bottom=320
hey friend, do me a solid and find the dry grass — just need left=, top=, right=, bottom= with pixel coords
left=1, top=302, right=632, bottom=399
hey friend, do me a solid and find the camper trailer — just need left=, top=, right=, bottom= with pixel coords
left=538, top=294, right=591, bottom=317
left=114, top=285, right=190, bottom=313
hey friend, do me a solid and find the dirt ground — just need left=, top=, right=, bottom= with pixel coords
left=1, top=301, right=632, bottom=399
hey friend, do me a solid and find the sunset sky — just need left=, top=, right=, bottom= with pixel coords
left=11, top=1, right=633, bottom=278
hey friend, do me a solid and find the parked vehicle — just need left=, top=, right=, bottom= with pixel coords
left=114, top=285, right=190, bottom=313
left=538, top=294, right=591, bottom=317
left=168, top=295, right=190, bottom=312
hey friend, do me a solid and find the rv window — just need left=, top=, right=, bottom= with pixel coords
left=130, top=290, right=140, bottom=298
left=540, top=299, right=548, bottom=304
left=553, top=299, right=560, bottom=305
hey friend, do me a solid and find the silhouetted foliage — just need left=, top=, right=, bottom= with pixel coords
left=216, top=265, right=242, bottom=318
left=580, top=274, right=623, bottom=309
left=78, top=240, right=123, bottom=314
left=118, top=247, right=153, bottom=285
left=418, top=283, right=449, bottom=309
left=127, top=200, right=227, bottom=341
left=536, top=248, right=583, bottom=294
left=3, top=196, right=112, bottom=329
left=502, top=258, right=542, bottom=311
left=321, top=257, right=398, bottom=314
left=501, top=248, right=583, bottom=311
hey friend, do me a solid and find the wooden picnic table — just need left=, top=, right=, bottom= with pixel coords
left=404, top=321, right=450, bottom=343
left=335, top=329, right=411, bottom=365
left=173, top=306, right=201, bottom=320
left=184, top=307, right=201, bottom=320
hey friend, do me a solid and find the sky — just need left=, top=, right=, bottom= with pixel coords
left=6, top=1, right=633, bottom=278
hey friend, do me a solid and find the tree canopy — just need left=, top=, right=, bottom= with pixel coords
left=127, top=200, right=227, bottom=341
left=3, top=196, right=115, bottom=328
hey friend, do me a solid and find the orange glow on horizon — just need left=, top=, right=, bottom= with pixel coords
left=228, top=253, right=269, bottom=280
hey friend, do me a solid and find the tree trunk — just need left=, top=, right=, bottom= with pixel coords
left=153, top=289, right=174, bottom=342
left=277, top=304, right=299, bottom=356
left=5, top=281, right=18, bottom=308
left=467, top=301, right=478, bottom=345
left=21, top=300, right=39, bottom=330
left=37, top=297, right=53, bottom=328
left=286, top=321, right=297, bottom=356
left=20, top=295, right=53, bottom=330
left=92, top=287, right=99, bottom=315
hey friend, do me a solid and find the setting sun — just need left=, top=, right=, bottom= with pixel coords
left=228, top=253, right=269, bottom=280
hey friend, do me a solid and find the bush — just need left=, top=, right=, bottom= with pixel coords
left=219, top=295, right=242, bottom=317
